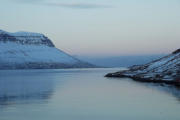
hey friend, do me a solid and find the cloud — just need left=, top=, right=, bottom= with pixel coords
left=12, top=0, right=111, bottom=9
left=44, top=2, right=111, bottom=9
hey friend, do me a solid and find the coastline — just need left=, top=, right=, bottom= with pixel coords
left=105, top=72, right=180, bottom=86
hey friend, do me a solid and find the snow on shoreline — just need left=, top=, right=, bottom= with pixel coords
left=106, top=49, right=180, bottom=85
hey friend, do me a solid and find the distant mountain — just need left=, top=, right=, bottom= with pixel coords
left=0, top=30, right=95, bottom=69
left=106, top=49, right=180, bottom=85
left=77, top=55, right=165, bottom=67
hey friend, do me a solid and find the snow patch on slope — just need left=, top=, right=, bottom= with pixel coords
left=11, top=31, right=44, bottom=37
left=0, top=42, right=78, bottom=64
left=0, top=29, right=95, bottom=69
left=107, top=49, right=180, bottom=83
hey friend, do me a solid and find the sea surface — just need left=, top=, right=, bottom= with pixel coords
left=0, top=68, right=179, bottom=120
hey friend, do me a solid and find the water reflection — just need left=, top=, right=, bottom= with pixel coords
left=147, top=84, right=180, bottom=102
left=111, top=77, right=180, bottom=102
left=0, top=70, right=56, bottom=107
left=0, top=68, right=179, bottom=120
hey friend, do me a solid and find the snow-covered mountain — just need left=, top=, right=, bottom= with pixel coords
left=106, top=49, right=180, bottom=85
left=0, top=30, right=95, bottom=69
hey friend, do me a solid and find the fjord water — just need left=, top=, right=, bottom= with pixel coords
left=0, top=68, right=179, bottom=120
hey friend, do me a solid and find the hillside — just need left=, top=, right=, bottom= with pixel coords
left=106, top=49, right=180, bottom=85
left=0, top=30, right=95, bottom=69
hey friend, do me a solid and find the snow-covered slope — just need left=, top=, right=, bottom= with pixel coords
left=106, top=49, right=180, bottom=85
left=0, top=30, right=95, bottom=69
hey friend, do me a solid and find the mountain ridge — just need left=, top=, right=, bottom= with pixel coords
left=0, top=29, right=95, bottom=69
left=0, top=30, right=55, bottom=47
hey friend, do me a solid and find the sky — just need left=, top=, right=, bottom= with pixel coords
left=0, top=0, right=180, bottom=57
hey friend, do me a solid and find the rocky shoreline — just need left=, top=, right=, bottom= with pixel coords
left=105, top=49, right=180, bottom=86
left=105, top=72, right=180, bottom=86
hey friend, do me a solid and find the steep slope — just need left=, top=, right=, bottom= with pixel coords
left=0, top=30, right=95, bottom=69
left=106, top=49, right=180, bottom=85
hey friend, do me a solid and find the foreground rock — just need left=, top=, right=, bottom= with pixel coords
left=105, top=49, right=180, bottom=86
left=0, top=29, right=96, bottom=69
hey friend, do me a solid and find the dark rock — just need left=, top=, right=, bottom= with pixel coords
left=0, top=30, right=55, bottom=47
left=172, top=49, right=180, bottom=54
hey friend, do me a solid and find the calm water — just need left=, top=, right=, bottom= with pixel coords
left=0, top=68, right=180, bottom=120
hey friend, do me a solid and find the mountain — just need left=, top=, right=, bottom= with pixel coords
left=77, top=55, right=165, bottom=67
left=105, top=49, right=180, bottom=86
left=0, top=30, right=95, bottom=69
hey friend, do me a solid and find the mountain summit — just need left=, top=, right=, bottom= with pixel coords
left=0, top=30, right=95, bottom=69
left=106, top=49, right=180, bottom=85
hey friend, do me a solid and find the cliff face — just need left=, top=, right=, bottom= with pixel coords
left=0, top=30, right=54, bottom=47
left=0, top=30, right=95, bottom=69
left=106, top=49, right=180, bottom=85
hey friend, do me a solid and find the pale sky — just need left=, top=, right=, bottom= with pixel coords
left=0, top=0, right=180, bottom=56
